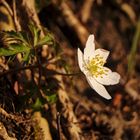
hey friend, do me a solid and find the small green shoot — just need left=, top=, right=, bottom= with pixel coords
left=128, top=19, right=140, bottom=76
left=0, top=24, right=54, bottom=63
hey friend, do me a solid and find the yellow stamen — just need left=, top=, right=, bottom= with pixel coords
left=85, top=55, right=108, bottom=77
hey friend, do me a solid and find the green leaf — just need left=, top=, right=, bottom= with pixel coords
left=128, top=19, right=140, bottom=76
left=6, top=30, right=20, bottom=38
left=22, top=50, right=30, bottom=62
left=32, top=98, right=43, bottom=110
left=46, top=93, right=57, bottom=104
left=41, top=86, right=58, bottom=104
left=6, top=31, right=30, bottom=47
left=28, top=23, right=40, bottom=46
left=36, top=34, right=53, bottom=47
left=0, top=44, right=30, bottom=56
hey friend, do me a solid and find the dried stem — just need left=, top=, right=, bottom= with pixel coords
left=12, top=0, right=21, bottom=31
left=0, top=122, right=17, bottom=140
left=81, top=0, right=94, bottom=23
left=57, top=75, right=82, bottom=140
left=58, top=1, right=89, bottom=46
left=1, top=0, right=13, bottom=17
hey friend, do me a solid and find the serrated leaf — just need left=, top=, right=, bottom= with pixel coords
left=0, top=44, right=30, bottom=56
left=28, top=23, right=40, bottom=46
left=36, top=34, right=53, bottom=47
left=5, top=31, right=30, bottom=47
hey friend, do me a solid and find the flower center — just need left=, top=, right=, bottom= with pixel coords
left=85, top=54, right=108, bottom=77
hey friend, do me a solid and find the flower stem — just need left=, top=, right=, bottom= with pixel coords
left=0, top=64, right=82, bottom=78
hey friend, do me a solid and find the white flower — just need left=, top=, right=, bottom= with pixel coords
left=77, top=34, right=120, bottom=99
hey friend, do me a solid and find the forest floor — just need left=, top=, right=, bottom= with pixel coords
left=0, top=0, right=140, bottom=140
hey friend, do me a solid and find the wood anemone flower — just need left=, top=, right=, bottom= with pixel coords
left=77, top=34, right=120, bottom=99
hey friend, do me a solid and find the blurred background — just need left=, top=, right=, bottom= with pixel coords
left=0, top=0, right=140, bottom=140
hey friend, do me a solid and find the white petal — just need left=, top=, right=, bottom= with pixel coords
left=86, top=76, right=112, bottom=99
left=84, top=34, right=95, bottom=61
left=94, top=49, right=110, bottom=62
left=94, top=67, right=120, bottom=85
left=77, top=48, right=85, bottom=72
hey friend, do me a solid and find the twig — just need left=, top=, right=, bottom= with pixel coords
left=1, top=0, right=13, bottom=17
left=57, top=75, right=82, bottom=140
left=0, top=122, right=17, bottom=140
left=58, top=2, right=89, bottom=46
left=56, top=112, right=61, bottom=140
left=0, top=65, right=38, bottom=78
left=0, top=107, right=21, bottom=126
left=0, top=107, right=14, bottom=120
left=46, top=69, right=81, bottom=76
left=81, top=0, right=94, bottom=23
left=56, top=112, right=67, bottom=140
left=52, top=1, right=100, bottom=49
left=12, top=0, right=21, bottom=31
left=0, top=63, right=81, bottom=78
